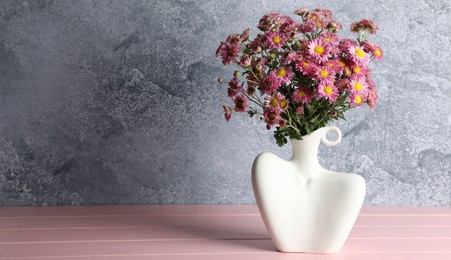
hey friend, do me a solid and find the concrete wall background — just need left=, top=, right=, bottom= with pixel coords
left=0, top=0, right=450, bottom=206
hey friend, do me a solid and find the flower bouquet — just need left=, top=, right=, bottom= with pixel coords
left=216, top=8, right=383, bottom=146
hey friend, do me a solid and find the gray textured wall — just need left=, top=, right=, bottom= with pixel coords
left=0, top=0, right=450, bottom=206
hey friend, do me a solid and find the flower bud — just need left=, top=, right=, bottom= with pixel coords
left=330, top=110, right=337, bottom=117
left=233, top=71, right=241, bottom=78
left=218, top=78, right=225, bottom=84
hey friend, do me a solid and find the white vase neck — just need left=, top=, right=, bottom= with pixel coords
left=289, top=128, right=327, bottom=173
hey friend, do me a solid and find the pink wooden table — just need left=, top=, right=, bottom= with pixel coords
left=0, top=205, right=450, bottom=259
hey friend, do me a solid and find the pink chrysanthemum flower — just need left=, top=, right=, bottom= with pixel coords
left=223, top=105, right=232, bottom=122
left=271, top=67, right=293, bottom=84
left=239, top=55, right=252, bottom=68
left=314, top=8, right=333, bottom=19
left=294, top=8, right=309, bottom=16
left=258, top=12, right=282, bottom=32
left=233, top=95, right=248, bottom=112
left=265, top=92, right=289, bottom=112
left=315, top=66, right=336, bottom=82
left=252, top=57, right=268, bottom=72
left=291, top=86, right=314, bottom=103
left=371, top=45, right=384, bottom=60
left=250, top=35, right=265, bottom=54
left=216, top=42, right=240, bottom=65
left=305, top=10, right=326, bottom=29
left=348, top=45, right=370, bottom=66
left=261, top=74, right=283, bottom=94
left=265, top=32, right=285, bottom=49
left=338, top=39, right=358, bottom=52
left=227, top=77, right=244, bottom=98
left=367, top=89, right=378, bottom=110
left=246, top=85, right=256, bottom=95
left=263, top=107, right=281, bottom=130
left=336, top=78, right=349, bottom=90
left=365, top=75, right=376, bottom=92
left=296, top=105, right=304, bottom=115
left=343, top=66, right=352, bottom=78
left=307, top=39, right=331, bottom=63
left=279, top=119, right=287, bottom=128
left=282, top=51, right=300, bottom=64
left=362, top=40, right=374, bottom=52
left=279, top=17, right=299, bottom=38
left=317, top=82, right=339, bottom=103
left=350, top=92, right=366, bottom=107
left=335, top=58, right=348, bottom=73
left=350, top=64, right=367, bottom=78
left=349, top=78, right=368, bottom=94
left=350, top=19, right=379, bottom=34
left=298, top=23, right=315, bottom=33
left=225, top=34, right=242, bottom=45
left=326, top=21, right=342, bottom=32
left=362, top=41, right=383, bottom=60
left=320, top=32, right=339, bottom=44
left=295, top=58, right=319, bottom=77
left=240, top=28, right=250, bottom=41
left=324, top=59, right=340, bottom=73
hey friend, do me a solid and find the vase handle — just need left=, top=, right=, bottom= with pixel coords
left=321, top=126, right=342, bottom=146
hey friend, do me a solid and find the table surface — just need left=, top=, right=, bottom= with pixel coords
left=0, top=205, right=450, bottom=260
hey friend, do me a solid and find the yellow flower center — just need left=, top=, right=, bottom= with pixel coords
left=344, top=67, right=351, bottom=76
left=280, top=100, right=287, bottom=108
left=320, top=69, right=329, bottom=78
left=298, top=90, right=306, bottom=97
left=310, top=14, right=318, bottom=20
left=353, top=66, right=361, bottom=74
left=355, top=48, right=365, bottom=58
left=302, top=62, right=309, bottom=68
left=268, top=112, right=276, bottom=120
left=324, top=86, right=333, bottom=95
left=374, top=48, right=381, bottom=56
left=354, top=82, right=363, bottom=91
left=276, top=69, right=287, bottom=77
left=338, top=60, right=346, bottom=67
left=314, top=45, right=324, bottom=55
left=355, top=95, right=362, bottom=104
left=316, top=22, right=323, bottom=28
left=325, top=37, right=331, bottom=42
left=236, top=99, right=244, bottom=108
left=273, top=36, right=281, bottom=44
left=270, top=98, right=278, bottom=107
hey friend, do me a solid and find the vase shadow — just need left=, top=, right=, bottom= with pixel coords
left=149, top=214, right=276, bottom=252
left=83, top=205, right=276, bottom=252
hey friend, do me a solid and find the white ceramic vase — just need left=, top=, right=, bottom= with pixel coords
left=251, top=126, right=366, bottom=254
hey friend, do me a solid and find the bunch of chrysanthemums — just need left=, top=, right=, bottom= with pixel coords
left=216, top=8, right=383, bottom=146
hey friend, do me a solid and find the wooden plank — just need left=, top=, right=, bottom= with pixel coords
left=360, top=206, right=451, bottom=216
left=0, top=215, right=264, bottom=230
left=1, top=205, right=450, bottom=218
left=0, top=205, right=260, bottom=218
left=1, top=215, right=450, bottom=230
left=1, top=205, right=450, bottom=259
left=0, top=225, right=450, bottom=244
left=1, top=239, right=451, bottom=259
left=3, top=254, right=451, bottom=260
left=355, top=215, right=451, bottom=226
left=2, top=253, right=451, bottom=260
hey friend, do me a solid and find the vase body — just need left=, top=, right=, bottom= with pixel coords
left=251, top=126, right=366, bottom=254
